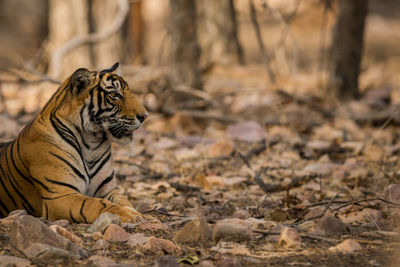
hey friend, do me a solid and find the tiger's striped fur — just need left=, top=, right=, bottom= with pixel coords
left=0, top=63, right=148, bottom=223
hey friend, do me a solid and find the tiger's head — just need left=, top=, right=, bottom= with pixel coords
left=66, top=63, right=148, bottom=145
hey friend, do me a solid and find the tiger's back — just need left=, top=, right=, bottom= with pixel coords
left=0, top=63, right=149, bottom=223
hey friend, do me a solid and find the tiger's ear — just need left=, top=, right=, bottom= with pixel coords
left=70, top=68, right=92, bottom=96
left=100, top=62, right=119, bottom=74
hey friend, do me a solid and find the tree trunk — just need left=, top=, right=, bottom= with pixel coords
left=328, top=0, right=368, bottom=100
left=90, top=0, right=124, bottom=69
left=125, top=0, right=144, bottom=64
left=169, top=0, right=202, bottom=90
left=48, top=0, right=91, bottom=79
left=197, top=0, right=243, bottom=65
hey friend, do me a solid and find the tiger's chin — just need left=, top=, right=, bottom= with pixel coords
left=107, top=130, right=135, bottom=145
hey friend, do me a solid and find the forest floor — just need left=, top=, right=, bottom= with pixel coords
left=0, top=64, right=400, bottom=266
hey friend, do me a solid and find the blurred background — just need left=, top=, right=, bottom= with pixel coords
left=0, top=0, right=399, bottom=133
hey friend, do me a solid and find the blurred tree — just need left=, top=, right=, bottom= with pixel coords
left=125, top=0, right=144, bottom=64
left=91, top=0, right=124, bottom=69
left=48, top=0, right=92, bottom=78
left=169, top=0, right=202, bottom=90
left=328, top=0, right=368, bottom=100
left=197, top=0, right=244, bottom=66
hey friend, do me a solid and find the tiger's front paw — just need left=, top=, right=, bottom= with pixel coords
left=107, top=205, right=144, bottom=223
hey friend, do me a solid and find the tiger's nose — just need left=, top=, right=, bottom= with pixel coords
left=136, top=112, right=148, bottom=123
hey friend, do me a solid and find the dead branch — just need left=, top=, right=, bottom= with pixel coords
left=249, top=0, right=275, bottom=82
left=49, top=0, right=129, bottom=79
left=297, top=192, right=341, bottom=224
left=253, top=229, right=340, bottom=244
left=254, top=173, right=318, bottom=193
left=0, top=67, right=60, bottom=84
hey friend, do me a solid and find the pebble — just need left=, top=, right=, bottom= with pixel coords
left=208, top=140, right=235, bottom=157
left=0, top=210, right=27, bottom=227
left=88, top=212, right=121, bottom=233
left=174, top=217, right=212, bottom=245
left=87, top=255, right=119, bottom=267
left=154, top=255, right=180, bottom=267
left=91, top=239, right=109, bottom=250
left=329, top=239, right=362, bottom=253
left=385, top=184, right=400, bottom=204
left=102, top=224, right=131, bottom=242
left=232, top=210, right=250, bottom=220
left=24, top=243, right=78, bottom=264
left=278, top=227, right=301, bottom=249
left=139, top=236, right=181, bottom=256
left=312, top=214, right=349, bottom=235
left=304, top=207, right=324, bottom=220
left=212, top=218, right=253, bottom=243
left=52, top=219, right=70, bottom=227
left=198, top=260, right=216, bottom=267
left=126, top=233, right=149, bottom=247
left=0, top=255, right=32, bottom=267
left=136, top=220, right=166, bottom=231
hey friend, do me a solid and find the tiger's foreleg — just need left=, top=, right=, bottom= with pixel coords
left=103, top=189, right=133, bottom=207
left=42, top=192, right=143, bottom=223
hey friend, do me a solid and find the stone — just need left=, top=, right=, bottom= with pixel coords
left=198, top=260, right=216, bottom=267
left=385, top=184, right=400, bottom=204
left=208, top=141, right=235, bottom=158
left=329, top=239, right=362, bottom=253
left=52, top=219, right=70, bottom=227
left=103, top=224, right=131, bottom=242
left=126, top=233, right=149, bottom=247
left=92, top=239, right=109, bottom=250
left=304, top=207, right=324, bottom=220
left=139, top=236, right=181, bottom=256
left=312, top=215, right=349, bottom=235
left=136, top=220, right=166, bottom=231
left=227, top=121, right=266, bottom=142
left=155, top=255, right=179, bottom=267
left=49, top=225, right=84, bottom=247
left=88, top=212, right=121, bottom=233
left=0, top=210, right=27, bottom=227
left=174, top=217, right=212, bottom=245
left=87, top=255, right=119, bottom=267
left=219, top=257, right=243, bottom=267
left=232, top=210, right=250, bottom=220
left=24, top=243, right=78, bottom=264
left=303, top=163, right=340, bottom=176
left=211, top=242, right=251, bottom=256
left=10, top=215, right=88, bottom=258
left=278, top=227, right=301, bottom=249
left=0, top=255, right=32, bottom=267
left=212, top=218, right=253, bottom=243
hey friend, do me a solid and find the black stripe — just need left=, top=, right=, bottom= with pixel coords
left=9, top=141, right=33, bottom=185
left=44, top=203, right=49, bottom=220
left=90, top=151, right=111, bottom=179
left=50, top=113, right=81, bottom=155
left=16, top=136, right=29, bottom=171
left=99, top=199, right=107, bottom=214
left=5, top=171, right=35, bottom=214
left=69, top=210, right=79, bottom=223
left=42, top=193, right=77, bottom=200
left=49, top=152, right=86, bottom=182
left=45, top=177, right=80, bottom=193
left=80, top=198, right=88, bottom=223
left=0, top=198, right=9, bottom=215
left=31, top=176, right=56, bottom=193
left=0, top=152, right=18, bottom=207
left=94, top=171, right=114, bottom=197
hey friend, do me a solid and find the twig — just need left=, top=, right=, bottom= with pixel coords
left=49, top=0, right=129, bottom=79
left=229, top=0, right=245, bottom=65
left=330, top=197, right=400, bottom=212
left=248, top=0, right=275, bottom=82
left=254, top=173, right=318, bottom=193
left=298, top=192, right=341, bottom=223
left=170, top=182, right=200, bottom=192
left=253, top=229, right=340, bottom=244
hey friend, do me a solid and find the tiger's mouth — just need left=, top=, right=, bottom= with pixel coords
left=108, top=124, right=138, bottom=139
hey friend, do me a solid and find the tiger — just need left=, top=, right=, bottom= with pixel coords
left=0, top=62, right=149, bottom=223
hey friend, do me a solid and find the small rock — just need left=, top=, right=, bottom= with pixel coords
left=24, top=243, right=78, bottom=264
left=198, top=260, right=216, bottom=267
left=211, top=242, right=251, bottom=256
left=126, top=233, right=149, bottom=247
left=0, top=255, right=32, bottom=267
left=303, top=163, right=340, bottom=176
left=133, top=200, right=154, bottom=213
left=304, top=207, right=324, bottom=220
left=87, top=255, right=119, bottom=267
left=385, top=184, right=400, bottom=204
left=52, top=219, right=70, bottom=227
left=154, top=255, right=179, bottom=267
left=0, top=210, right=27, bottom=227
left=208, top=141, right=235, bottom=157
left=312, top=215, right=349, bottom=235
left=10, top=215, right=87, bottom=258
left=88, top=212, right=121, bottom=233
left=278, top=227, right=301, bottom=249
left=212, top=218, right=253, bottom=243
left=329, top=239, right=362, bottom=253
left=227, top=121, right=266, bottom=142
left=219, top=256, right=243, bottom=267
left=140, top=236, right=181, bottom=256
left=103, top=224, right=131, bottom=242
left=93, top=231, right=102, bottom=241
left=49, top=225, right=84, bottom=247
left=136, top=220, right=166, bottom=231
left=232, top=210, right=250, bottom=220
left=92, top=239, right=109, bottom=250
left=174, top=217, right=212, bottom=245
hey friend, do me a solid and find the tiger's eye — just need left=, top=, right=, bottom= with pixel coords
left=110, top=92, right=118, bottom=98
